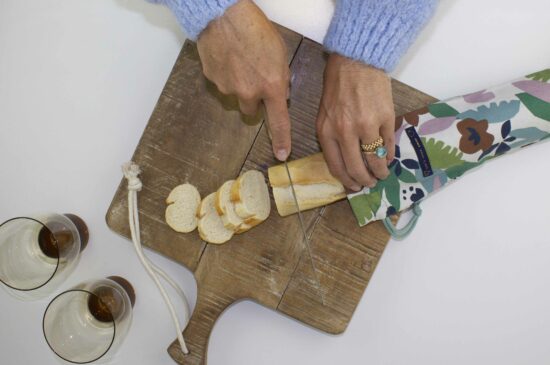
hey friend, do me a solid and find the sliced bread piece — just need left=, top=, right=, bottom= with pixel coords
left=217, top=179, right=266, bottom=234
left=215, top=180, right=245, bottom=231
left=230, top=170, right=271, bottom=222
left=165, top=183, right=201, bottom=233
left=198, top=193, right=234, bottom=244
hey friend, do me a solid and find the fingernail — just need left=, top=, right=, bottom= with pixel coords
left=351, top=185, right=362, bottom=192
left=275, top=149, right=288, bottom=161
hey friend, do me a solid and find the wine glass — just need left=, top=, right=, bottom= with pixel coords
left=0, top=213, right=88, bottom=300
left=42, top=276, right=136, bottom=364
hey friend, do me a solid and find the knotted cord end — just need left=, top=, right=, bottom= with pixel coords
left=122, top=161, right=143, bottom=192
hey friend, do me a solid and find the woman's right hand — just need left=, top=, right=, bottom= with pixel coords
left=197, top=0, right=292, bottom=161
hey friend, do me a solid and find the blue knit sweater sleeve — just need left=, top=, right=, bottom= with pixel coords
left=147, top=0, right=239, bottom=40
left=150, top=0, right=436, bottom=71
left=324, top=0, right=437, bottom=72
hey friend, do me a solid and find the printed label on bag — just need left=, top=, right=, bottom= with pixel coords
left=405, top=126, right=433, bottom=177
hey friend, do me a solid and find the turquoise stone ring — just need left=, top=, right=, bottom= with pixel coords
left=360, top=137, right=387, bottom=158
left=375, top=146, right=387, bottom=158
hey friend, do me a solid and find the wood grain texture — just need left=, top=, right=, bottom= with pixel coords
left=105, top=25, right=437, bottom=365
left=106, top=25, right=302, bottom=272
left=275, top=39, right=438, bottom=333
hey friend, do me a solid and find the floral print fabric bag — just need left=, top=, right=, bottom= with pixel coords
left=348, top=69, right=550, bottom=238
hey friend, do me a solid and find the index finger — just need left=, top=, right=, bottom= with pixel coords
left=264, top=94, right=291, bottom=161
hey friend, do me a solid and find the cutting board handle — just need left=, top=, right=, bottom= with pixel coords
left=167, top=289, right=233, bottom=365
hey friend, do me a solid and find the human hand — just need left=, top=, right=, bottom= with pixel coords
left=316, top=54, right=396, bottom=191
left=197, top=0, right=291, bottom=161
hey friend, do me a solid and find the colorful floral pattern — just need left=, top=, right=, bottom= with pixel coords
left=395, top=106, right=430, bottom=129
left=456, top=118, right=494, bottom=154
left=349, top=69, right=550, bottom=227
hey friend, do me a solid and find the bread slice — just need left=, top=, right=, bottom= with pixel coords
left=268, top=153, right=346, bottom=217
left=165, top=183, right=201, bottom=233
left=230, top=170, right=271, bottom=222
left=216, top=179, right=266, bottom=233
left=198, top=193, right=234, bottom=244
left=215, top=180, right=246, bottom=231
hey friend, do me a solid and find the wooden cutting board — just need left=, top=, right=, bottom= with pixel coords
left=106, top=24, right=436, bottom=365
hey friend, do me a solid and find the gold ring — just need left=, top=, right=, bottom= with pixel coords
left=360, top=136, right=384, bottom=154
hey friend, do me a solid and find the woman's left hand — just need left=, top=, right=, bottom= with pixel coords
left=316, top=54, right=396, bottom=191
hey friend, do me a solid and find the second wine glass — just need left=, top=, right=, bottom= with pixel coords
left=43, top=276, right=136, bottom=364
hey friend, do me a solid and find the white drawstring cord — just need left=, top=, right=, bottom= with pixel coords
left=129, top=183, right=190, bottom=312
left=122, top=162, right=190, bottom=355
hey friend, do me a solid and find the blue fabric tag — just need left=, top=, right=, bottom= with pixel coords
left=405, top=126, right=433, bottom=177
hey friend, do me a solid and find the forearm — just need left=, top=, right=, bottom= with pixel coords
left=148, top=0, right=239, bottom=40
left=324, top=0, right=437, bottom=72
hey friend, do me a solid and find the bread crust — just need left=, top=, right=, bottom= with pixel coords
left=215, top=180, right=233, bottom=216
left=272, top=186, right=346, bottom=216
left=217, top=180, right=250, bottom=231
left=229, top=175, right=242, bottom=203
left=197, top=193, right=233, bottom=244
left=197, top=194, right=209, bottom=218
left=214, top=189, right=225, bottom=216
left=166, top=183, right=200, bottom=204
left=267, top=153, right=342, bottom=188
left=230, top=171, right=258, bottom=219
left=234, top=224, right=251, bottom=234
left=268, top=153, right=346, bottom=217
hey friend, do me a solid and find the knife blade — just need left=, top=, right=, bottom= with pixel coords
left=284, top=160, right=326, bottom=306
left=262, top=102, right=325, bottom=305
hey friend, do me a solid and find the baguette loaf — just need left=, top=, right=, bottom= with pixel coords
left=268, top=153, right=346, bottom=217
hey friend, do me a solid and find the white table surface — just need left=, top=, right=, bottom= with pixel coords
left=1, top=1, right=549, bottom=364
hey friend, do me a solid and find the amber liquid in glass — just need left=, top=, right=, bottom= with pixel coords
left=88, top=276, right=136, bottom=322
left=37, top=214, right=88, bottom=259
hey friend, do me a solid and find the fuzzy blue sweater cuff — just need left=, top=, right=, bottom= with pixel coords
left=324, top=0, right=437, bottom=72
left=148, top=0, right=239, bottom=40
left=150, top=0, right=436, bottom=72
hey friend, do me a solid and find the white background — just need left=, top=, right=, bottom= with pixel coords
left=1, top=0, right=549, bottom=364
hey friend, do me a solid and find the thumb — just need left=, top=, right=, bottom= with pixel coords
left=264, top=96, right=291, bottom=161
